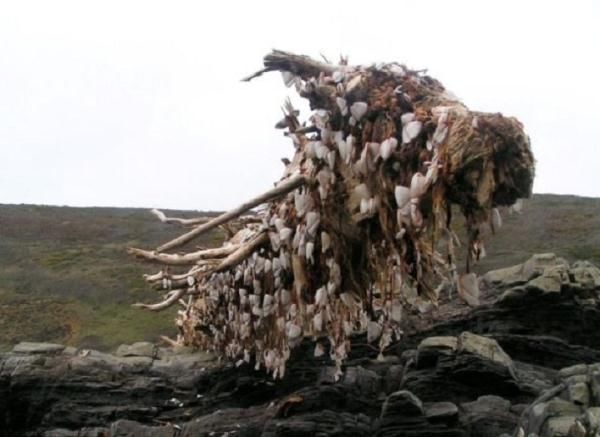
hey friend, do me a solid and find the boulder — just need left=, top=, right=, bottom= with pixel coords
left=483, top=253, right=569, bottom=289
left=115, top=342, right=156, bottom=358
left=12, top=342, right=65, bottom=354
left=416, top=336, right=458, bottom=368
left=380, top=390, right=424, bottom=418
left=570, top=261, right=600, bottom=290
left=457, top=332, right=514, bottom=371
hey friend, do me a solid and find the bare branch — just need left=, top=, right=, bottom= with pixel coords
left=157, top=174, right=306, bottom=252
left=159, top=335, right=180, bottom=347
left=150, top=209, right=262, bottom=227
left=128, top=244, right=241, bottom=265
left=214, top=232, right=269, bottom=273
left=151, top=208, right=212, bottom=225
left=132, top=288, right=188, bottom=311
left=242, top=49, right=337, bottom=82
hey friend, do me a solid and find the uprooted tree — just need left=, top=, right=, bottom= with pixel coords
left=128, top=50, right=535, bottom=379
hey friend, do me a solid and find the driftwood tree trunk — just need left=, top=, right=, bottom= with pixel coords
left=129, top=50, right=534, bottom=378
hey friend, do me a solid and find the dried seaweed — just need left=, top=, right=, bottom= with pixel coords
left=128, top=50, right=535, bottom=379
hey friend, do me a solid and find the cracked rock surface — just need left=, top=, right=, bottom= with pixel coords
left=2, top=254, right=600, bottom=436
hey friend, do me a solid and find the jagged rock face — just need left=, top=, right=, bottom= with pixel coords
left=2, top=255, right=600, bottom=436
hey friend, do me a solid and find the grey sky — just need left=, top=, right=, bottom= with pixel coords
left=1, top=0, right=599, bottom=211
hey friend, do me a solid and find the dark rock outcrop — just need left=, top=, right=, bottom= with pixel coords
left=1, top=254, right=600, bottom=436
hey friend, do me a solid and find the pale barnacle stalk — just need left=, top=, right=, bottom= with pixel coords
left=127, top=50, right=534, bottom=378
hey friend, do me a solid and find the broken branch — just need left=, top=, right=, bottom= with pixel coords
left=157, top=174, right=306, bottom=252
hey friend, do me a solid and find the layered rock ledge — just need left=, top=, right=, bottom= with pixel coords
left=2, top=254, right=600, bottom=436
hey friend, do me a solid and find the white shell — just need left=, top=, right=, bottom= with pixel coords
left=286, top=323, right=302, bottom=339
left=380, top=137, right=398, bottom=160
left=510, top=199, right=523, bottom=214
left=401, top=112, right=415, bottom=125
left=306, top=141, right=317, bottom=159
left=343, top=135, right=355, bottom=163
left=264, top=349, right=275, bottom=367
left=346, top=74, right=362, bottom=93
left=281, top=71, right=295, bottom=87
left=343, top=320, right=353, bottom=336
left=312, top=110, right=329, bottom=129
left=336, top=97, right=348, bottom=116
left=389, top=64, right=406, bottom=77
left=335, top=133, right=353, bottom=165
left=313, top=311, right=323, bottom=332
left=334, top=130, right=345, bottom=150
left=425, top=163, right=439, bottom=185
left=315, top=141, right=328, bottom=160
left=350, top=101, right=368, bottom=121
left=354, top=156, right=368, bottom=176
left=306, top=211, right=320, bottom=237
left=367, top=142, right=380, bottom=158
left=390, top=301, right=402, bottom=323
left=402, top=120, right=422, bottom=144
left=340, top=292, right=357, bottom=308
left=332, top=70, right=345, bottom=83
left=263, top=294, right=273, bottom=308
left=315, top=286, right=327, bottom=306
left=367, top=321, right=382, bottom=343
left=279, top=227, right=293, bottom=244
left=368, top=197, right=377, bottom=214
left=432, top=124, right=448, bottom=146
left=394, top=186, right=410, bottom=208
left=321, top=232, right=331, bottom=253
left=492, top=208, right=503, bottom=229
left=280, top=289, right=291, bottom=306
left=279, top=250, right=290, bottom=270
left=274, top=218, right=285, bottom=232
left=314, top=343, right=325, bottom=357
left=354, top=183, right=371, bottom=200
left=292, top=227, right=305, bottom=251
left=360, top=198, right=369, bottom=214
left=252, top=305, right=263, bottom=317
left=269, top=232, right=281, bottom=252
left=321, top=127, right=333, bottom=144
left=306, top=241, right=315, bottom=263
left=410, top=173, right=427, bottom=198
left=294, top=189, right=310, bottom=217
left=318, top=186, right=327, bottom=201
left=327, top=150, right=336, bottom=169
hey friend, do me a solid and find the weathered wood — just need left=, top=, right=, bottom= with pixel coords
left=151, top=208, right=261, bottom=227
left=132, top=288, right=188, bottom=311
left=157, top=174, right=306, bottom=252
left=128, top=244, right=241, bottom=266
left=214, top=232, right=268, bottom=272
left=242, top=49, right=337, bottom=82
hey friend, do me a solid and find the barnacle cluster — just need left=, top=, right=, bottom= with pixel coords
left=130, top=50, right=534, bottom=379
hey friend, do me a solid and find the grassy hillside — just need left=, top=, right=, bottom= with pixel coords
left=0, top=194, right=598, bottom=350
left=0, top=205, right=221, bottom=351
left=471, top=194, right=600, bottom=273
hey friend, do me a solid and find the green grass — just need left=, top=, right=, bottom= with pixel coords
left=0, top=195, right=598, bottom=351
left=0, top=204, right=219, bottom=351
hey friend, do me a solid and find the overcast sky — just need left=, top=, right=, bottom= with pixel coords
left=1, top=1, right=599, bottom=211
